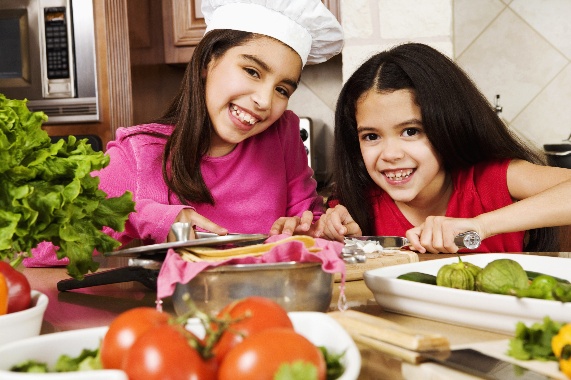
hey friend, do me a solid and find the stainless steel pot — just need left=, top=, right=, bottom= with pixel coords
left=544, top=143, right=571, bottom=168
left=172, top=261, right=333, bottom=316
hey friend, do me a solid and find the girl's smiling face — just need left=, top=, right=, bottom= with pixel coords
left=356, top=88, right=448, bottom=208
left=204, top=35, right=301, bottom=157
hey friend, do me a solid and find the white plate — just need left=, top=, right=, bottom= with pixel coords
left=0, top=291, right=48, bottom=347
left=364, top=253, right=571, bottom=335
left=0, top=311, right=360, bottom=380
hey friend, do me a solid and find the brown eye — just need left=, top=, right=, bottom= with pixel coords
left=275, top=86, right=290, bottom=98
left=244, top=67, right=260, bottom=78
left=402, top=128, right=419, bottom=137
left=361, top=133, right=379, bottom=142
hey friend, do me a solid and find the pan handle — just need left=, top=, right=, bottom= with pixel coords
left=57, top=267, right=159, bottom=292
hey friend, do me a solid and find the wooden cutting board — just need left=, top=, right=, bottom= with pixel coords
left=335, top=250, right=419, bottom=282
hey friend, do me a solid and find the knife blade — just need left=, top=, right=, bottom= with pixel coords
left=330, top=311, right=551, bottom=380
left=104, top=232, right=268, bottom=257
left=423, top=348, right=551, bottom=380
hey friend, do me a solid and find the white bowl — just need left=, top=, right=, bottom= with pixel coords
left=0, top=312, right=360, bottom=380
left=0, top=291, right=48, bottom=347
left=0, top=326, right=126, bottom=380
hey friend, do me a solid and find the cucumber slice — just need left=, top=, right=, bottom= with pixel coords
left=397, top=272, right=437, bottom=285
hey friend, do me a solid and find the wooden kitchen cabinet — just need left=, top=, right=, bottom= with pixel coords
left=162, top=0, right=204, bottom=64
left=162, top=0, right=341, bottom=64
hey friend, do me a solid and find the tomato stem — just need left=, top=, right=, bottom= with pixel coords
left=170, top=293, right=243, bottom=360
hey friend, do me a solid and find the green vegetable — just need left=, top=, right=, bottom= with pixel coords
left=515, top=275, right=558, bottom=300
left=507, top=316, right=562, bottom=361
left=526, top=270, right=570, bottom=284
left=319, top=346, right=345, bottom=380
left=9, top=360, right=49, bottom=373
left=436, top=256, right=482, bottom=290
left=10, top=348, right=101, bottom=373
left=0, top=94, right=135, bottom=279
left=553, top=282, right=571, bottom=302
left=55, top=348, right=101, bottom=372
left=397, top=272, right=437, bottom=285
left=275, top=361, right=318, bottom=380
left=475, top=259, right=529, bottom=295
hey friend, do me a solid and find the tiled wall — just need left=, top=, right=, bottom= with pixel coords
left=455, top=0, right=571, bottom=149
left=289, top=0, right=571, bottom=183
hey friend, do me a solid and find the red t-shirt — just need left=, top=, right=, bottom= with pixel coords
left=371, top=159, right=524, bottom=253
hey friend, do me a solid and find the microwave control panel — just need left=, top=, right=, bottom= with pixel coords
left=41, top=4, right=74, bottom=98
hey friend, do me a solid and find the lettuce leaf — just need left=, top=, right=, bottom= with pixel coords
left=0, top=93, right=135, bottom=279
left=507, top=316, right=562, bottom=361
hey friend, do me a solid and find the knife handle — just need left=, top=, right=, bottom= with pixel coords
left=455, top=231, right=481, bottom=250
left=329, top=310, right=449, bottom=352
left=349, top=333, right=426, bottom=364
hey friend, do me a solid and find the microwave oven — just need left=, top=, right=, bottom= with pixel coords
left=0, top=0, right=98, bottom=124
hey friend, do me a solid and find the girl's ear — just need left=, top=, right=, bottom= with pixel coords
left=201, top=67, right=208, bottom=79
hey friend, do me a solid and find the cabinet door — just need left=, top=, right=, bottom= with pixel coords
left=163, top=0, right=341, bottom=65
left=162, top=0, right=205, bottom=64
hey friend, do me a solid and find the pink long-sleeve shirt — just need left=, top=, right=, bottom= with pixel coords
left=97, top=110, right=323, bottom=246
left=25, top=111, right=323, bottom=266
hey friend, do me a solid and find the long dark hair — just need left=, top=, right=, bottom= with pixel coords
left=333, top=42, right=557, bottom=251
left=156, top=29, right=256, bottom=205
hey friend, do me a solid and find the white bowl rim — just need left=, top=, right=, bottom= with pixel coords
left=0, top=290, right=48, bottom=324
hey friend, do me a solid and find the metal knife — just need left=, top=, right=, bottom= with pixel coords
left=422, top=348, right=551, bottom=380
left=330, top=310, right=551, bottom=380
left=350, top=231, right=481, bottom=250
left=104, top=232, right=267, bottom=257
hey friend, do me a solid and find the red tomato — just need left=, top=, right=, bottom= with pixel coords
left=0, top=273, right=8, bottom=316
left=100, top=307, right=169, bottom=369
left=123, top=324, right=217, bottom=380
left=213, top=296, right=294, bottom=363
left=218, top=327, right=326, bottom=380
left=0, top=262, right=31, bottom=314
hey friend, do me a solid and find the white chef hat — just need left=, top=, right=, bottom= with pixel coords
left=201, top=0, right=344, bottom=66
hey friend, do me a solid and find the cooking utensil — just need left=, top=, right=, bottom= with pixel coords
left=57, top=229, right=267, bottom=291
left=172, top=261, right=333, bottom=316
left=57, top=265, right=160, bottom=291
left=331, top=311, right=550, bottom=380
left=342, top=231, right=481, bottom=263
left=353, top=231, right=480, bottom=250
left=544, top=143, right=571, bottom=168
left=104, top=232, right=268, bottom=258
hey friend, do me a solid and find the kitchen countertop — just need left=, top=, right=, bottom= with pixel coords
left=21, top=252, right=567, bottom=379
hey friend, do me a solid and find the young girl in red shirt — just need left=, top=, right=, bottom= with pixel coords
left=316, top=43, right=571, bottom=253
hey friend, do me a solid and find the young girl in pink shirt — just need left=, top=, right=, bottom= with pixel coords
left=316, top=43, right=571, bottom=254
left=26, top=0, right=343, bottom=266
left=98, top=0, right=343, bottom=248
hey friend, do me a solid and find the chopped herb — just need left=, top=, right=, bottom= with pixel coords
left=507, top=316, right=563, bottom=361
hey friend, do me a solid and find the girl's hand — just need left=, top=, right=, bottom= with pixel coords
left=314, top=205, right=362, bottom=242
left=269, top=210, right=316, bottom=236
left=167, top=209, right=228, bottom=242
left=405, top=216, right=484, bottom=253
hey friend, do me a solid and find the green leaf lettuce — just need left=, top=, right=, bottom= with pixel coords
left=0, top=93, right=135, bottom=278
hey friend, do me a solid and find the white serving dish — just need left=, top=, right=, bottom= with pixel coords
left=0, top=291, right=48, bottom=347
left=0, top=311, right=361, bottom=380
left=364, top=253, right=571, bottom=335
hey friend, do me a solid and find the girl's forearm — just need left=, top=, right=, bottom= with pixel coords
left=477, top=179, right=571, bottom=238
